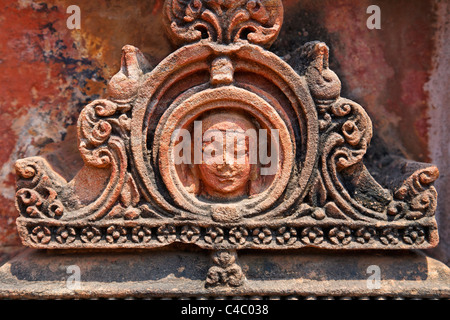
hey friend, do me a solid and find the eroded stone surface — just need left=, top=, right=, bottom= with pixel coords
left=1, top=0, right=448, bottom=266
left=13, top=1, right=440, bottom=254
left=0, top=248, right=448, bottom=299
left=8, top=0, right=446, bottom=290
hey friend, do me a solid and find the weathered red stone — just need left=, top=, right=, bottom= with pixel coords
left=1, top=1, right=449, bottom=295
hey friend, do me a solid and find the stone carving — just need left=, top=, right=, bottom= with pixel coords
left=14, top=0, right=440, bottom=286
left=164, top=0, right=283, bottom=48
left=206, top=250, right=244, bottom=287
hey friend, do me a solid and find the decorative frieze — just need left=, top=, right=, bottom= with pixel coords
left=14, top=0, right=440, bottom=286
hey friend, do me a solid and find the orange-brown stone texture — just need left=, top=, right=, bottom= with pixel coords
left=0, top=0, right=448, bottom=264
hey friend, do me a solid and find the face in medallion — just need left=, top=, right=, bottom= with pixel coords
left=197, top=111, right=256, bottom=200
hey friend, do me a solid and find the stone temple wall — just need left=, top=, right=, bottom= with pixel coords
left=0, top=0, right=448, bottom=265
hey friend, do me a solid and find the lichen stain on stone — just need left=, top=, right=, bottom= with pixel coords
left=0, top=0, right=103, bottom=245
left=281, top=0, right=435, bottom=163
left=0, top=0, right=172, bottom=246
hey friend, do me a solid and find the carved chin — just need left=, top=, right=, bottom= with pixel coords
left=205, top=179, right=247, bottom=195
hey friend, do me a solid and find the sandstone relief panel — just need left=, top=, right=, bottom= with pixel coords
left=14, top=0, right=440, bottom=264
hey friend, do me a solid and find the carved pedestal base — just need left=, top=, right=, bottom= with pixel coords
left=0, top=247, right=448, bottom=299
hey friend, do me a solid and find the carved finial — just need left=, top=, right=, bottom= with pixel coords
left=299, top=41, right=342, bottom=101
left=163, top=0, right=283, bottom=48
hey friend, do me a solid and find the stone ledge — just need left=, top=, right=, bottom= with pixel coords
left=0, top=247, right=448, bottom=299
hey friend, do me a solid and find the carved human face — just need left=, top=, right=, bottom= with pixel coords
left=197, top=112, right=254, bottom=199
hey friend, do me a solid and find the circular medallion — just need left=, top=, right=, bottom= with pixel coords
left=131, top=41, right=318, bottom=221
left=155, top=86, right=293, bottom=219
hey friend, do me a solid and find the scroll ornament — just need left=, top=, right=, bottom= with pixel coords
left=15, top=1, right=440, bottom=284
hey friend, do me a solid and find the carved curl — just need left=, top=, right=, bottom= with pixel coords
left=325, top=98, right=373, bottom=171
left=388, top=166, right=439, bottom=220
left=15, top=157, right=67, bottom=220
left=78, top=99, right=121, bottom=168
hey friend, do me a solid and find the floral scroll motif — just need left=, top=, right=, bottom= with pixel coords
left=164, top=0, right=283, bottom=47
left=15, top=159, right=65, bottom=220
left=296, top=41, right=439, bottom=224
left=389, top=166, right=439, bottom=220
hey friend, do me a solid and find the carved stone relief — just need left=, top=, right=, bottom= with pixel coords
left=14, top=0, right=440, bottom=283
